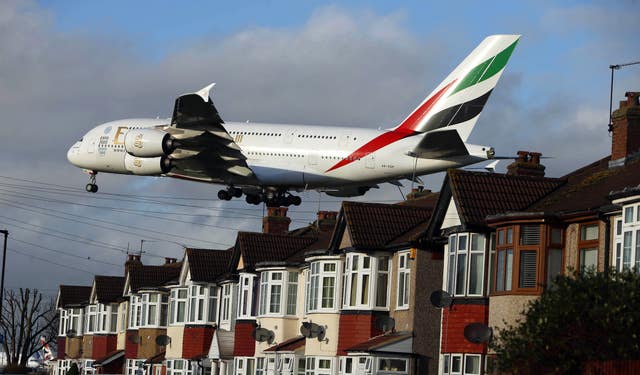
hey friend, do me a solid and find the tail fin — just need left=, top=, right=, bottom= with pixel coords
left=394, top=34, right=520, bottom=141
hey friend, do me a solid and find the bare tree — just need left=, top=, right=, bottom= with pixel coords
left=0, top=288, right=58, bottom=371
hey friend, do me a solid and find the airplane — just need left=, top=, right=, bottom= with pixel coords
left=67, top=34, right=520, bottom=206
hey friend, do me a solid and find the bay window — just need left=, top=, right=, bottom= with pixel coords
left=258, top=270, right=298, bottom=317
left=126, top=360, right=144, bottom=375
left=86, top=305, right=97, bottom=334
left=166, top=360, right=192, bottom=375
left=442, top=354, right=481, bottom=375
left=58, top=309, right=68, bottom=336
left=305, top=357, right=333, bottom=375
left=306, top=259, right=340, bottom=313
left=68, top=308, right=82, bottom=334
left=578, top=223, right=599, bottom=273
left=397, top=252, right=410, bottom=309
left=614, top=202, right=640, bottom=273
left=446, top=233, right=486, bottom=297
left=342, top=253, right=390, bottom=309
left=130, top=293, right=169, bottom=328
left=170, top=288, right=187, bottom=324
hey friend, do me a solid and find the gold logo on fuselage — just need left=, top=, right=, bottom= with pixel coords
left=114, top=126, right=129, bottom=145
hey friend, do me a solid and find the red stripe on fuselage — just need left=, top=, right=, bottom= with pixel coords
left=325, top=80, right=456, bottom=173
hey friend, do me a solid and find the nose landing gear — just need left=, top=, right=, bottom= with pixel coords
left=85, top=171, right=98, bottom=193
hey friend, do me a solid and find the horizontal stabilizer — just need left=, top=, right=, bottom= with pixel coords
left=410, top=129, right=468, bottom=159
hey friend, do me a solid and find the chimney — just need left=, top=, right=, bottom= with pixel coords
left=124, top=254, right=142, bottom=275
left=317, top=211, right=338, bottom=232
left=610, top=92, right=640, bottom=167
left=506, top=150, right=545, bottom=177
left=262, top=207, right=291, bottom=235
left=406, top=186, right=432, bottom=200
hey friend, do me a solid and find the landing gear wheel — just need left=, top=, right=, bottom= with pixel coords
left=291, top=195, right=302, bottom=206
left=231, top=187, right=243, bottom=198
left=246, top=194, right=261, bottom=205
left=217, top=190, right=232, bottom=201
left=85, top=184, right=98, bottom=193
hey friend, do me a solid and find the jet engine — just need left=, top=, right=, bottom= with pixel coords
left=325, top=186, right=371, bottom=197
left=124, top=154, right=173, bottom=175
left=124, top=129, right=177, bottom=157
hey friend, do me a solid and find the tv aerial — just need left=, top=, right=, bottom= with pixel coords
left=252, top=326, right=275, bottom=345
left=430, top=290, right=453, bottom=309
left=300, top=322, right=326, bottom=342
left=375, top=316, right=396, bottom=333
left=463, top=323, right=493, bottom=344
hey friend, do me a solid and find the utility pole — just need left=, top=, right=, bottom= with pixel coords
left=0, top=230, right=8, bottom=322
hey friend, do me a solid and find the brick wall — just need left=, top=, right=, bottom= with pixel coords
left=57, top=337, right=66, bottom=360
left=92, top=335, right=117, bottom=359
left=611, top=92, right=640, bottom=162
left=336, top=311, right=385, bottom=355
left=124, top=330, right=138, bottom=359
left=441, top=302, right=488, bottom=354
left=233, top=321, right=256, bottom=357
left=82, top=335, right=93, bottom=359
left=182, top=326, right=215, bottom=359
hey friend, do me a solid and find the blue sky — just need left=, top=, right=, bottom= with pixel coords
left=0, top=0, right=638, bottom=291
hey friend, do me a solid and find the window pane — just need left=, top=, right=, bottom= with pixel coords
left=546, top=248, right=563, bottom=286
left=580, top=248, right=598, bottom=272
left=450, top=235, right=457, bottom=252
left=496, top=251, right=505, bottom=292
left=455, top=254, right=467, bottom=295
left=636, top=230, right=640, bottom=271
left=458, top=235, right=467, bottom=251
left=519, top=250, right=537, bottom=288
left=520, top=225, right=541, bottom=245
left=464, top=355, right=480, bottom=375
left=378, top=256, right=389, bottom=271
left=324, top=263, right=336, bottom=272
left=447, top=254, right=455, bottom=294
left=470, top=234, right=484, bottom=251
left=468, top=253, right=484, bottom=295
left=452, top=355, right=462, bottom=373
left=506, top=228, right=513, bottom=244
left=269, top=285, right=282, bottom=314
left=551, top=228, right=563, bottom=244
left=322, top=277, right=335, bottom=308
left=376, top=272, right=388, bottom=307
left=498, top=230, right=504, bottom=245
left=378, top=358, right=406, bottom=371
left=623, top=232, right=633, bottom=270
left=361, top=274, right=370, bottom=305
left=581, top=224, right=599, bottom=241
left=625, top=206, right=634, bottom=223
left=505, top=249, right=513, bottom=291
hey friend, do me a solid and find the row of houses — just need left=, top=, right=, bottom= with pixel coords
left=53, top=92, right=640, bottom=374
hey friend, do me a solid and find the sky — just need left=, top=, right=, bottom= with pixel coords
left=0, top=0, right=639, bottom=297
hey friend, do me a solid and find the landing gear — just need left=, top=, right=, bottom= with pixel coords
left=218, top=186, right=243, bottom=201
left=85, top=171, right=98, bottom=193
left=245, top=192, right=301, bottom=207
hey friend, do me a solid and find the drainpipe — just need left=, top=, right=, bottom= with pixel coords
left=600, top=213, right=611, bottom=276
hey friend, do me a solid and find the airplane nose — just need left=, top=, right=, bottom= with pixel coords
left=67, top=142, right=80, bottom=166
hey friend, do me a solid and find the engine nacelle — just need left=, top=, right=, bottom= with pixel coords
left=124, top=154, right=173, bottom=175
left=124, top=129, right=176, bottom=157
left=325, top=186, right=371, bottom=197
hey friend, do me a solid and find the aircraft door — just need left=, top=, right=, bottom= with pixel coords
left=365, top=153, right=375, bottom=169
left=284, top=131, right=294, bottom=144
left=307, top=152, right=318, bottom=165
left=339, top=133, right=351, bottom=148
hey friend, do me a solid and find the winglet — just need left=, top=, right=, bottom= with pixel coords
left=195, top=83, right=216, bottom=102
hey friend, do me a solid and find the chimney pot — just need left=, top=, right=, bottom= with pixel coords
left=263, top=206, right=291, bottom=235
left=610, top=91, right=640, bottom=166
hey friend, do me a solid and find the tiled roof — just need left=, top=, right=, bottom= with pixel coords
left=448, top=169, right=564, bottom=226
left=342, top=201, right=433, bottom=249
left=57, top=285, right=92, bottom=308
left=186, top=248, right=232, bottom=282
left=264, top=336, right=305, bottom=352
left=345, top=332, right=413, bottom=352
left=94, top=276, right=125, bottom=303
left=129, top=263, right=182, bottom=292
left=236, top=232, right=317, bottom=270
left=527, top=156, right=640, bottom=214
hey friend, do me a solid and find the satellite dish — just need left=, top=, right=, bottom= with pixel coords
left=300, top=322, right=326, bottom=341
left=430, top=290, right=453, bottom=308
left=463, top=323, right=493, bottom=344
left=127, top=334, right=140, bottom=344
left=253, top=327, right=275, bottom=344
left=375, top=316, right=396, bottom=332
left=155, top=335, right=171, bottom=346
left=65, top=329, right=77, bottom=338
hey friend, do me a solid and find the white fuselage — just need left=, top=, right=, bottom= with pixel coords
left=67, top=118, right=487, bottom=190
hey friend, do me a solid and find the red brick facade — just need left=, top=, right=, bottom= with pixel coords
left=336, top=311, right=385, bottom=355
left=56, top=337, right=66, bottom=360
left=441, top=303, right=488, bottom=353
left=124, top=330, right=139, bottom=359
left=611, top=92, right=640, bottom=161
left=182, top=326, right=215, bottom=359
left=92, top=335, right=118, bottom=359
left=233, top=321, right=256, bottom=356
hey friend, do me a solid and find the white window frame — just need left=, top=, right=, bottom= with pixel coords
left=220, top=283, right=235, bottom=327
left=130, top=293, right=169, bottom=329
left=376, top=357, right=409, bottom=374
left=237, top=273, right=256, bottom=319
left=58, top=309, right=68, bottom=336
left=258, top=269, right=299, bottom=317
left=442, top=354, right=481, bottom=375
left=82, top=360, right=95, bottom=375
left=233, top=357, right=256, bottom=375
left=342, top=253, right=390, bottom=310
left=166, top=359, right=193, bottom=375
left=305, top=356, right=334, bottom=375
left=208, top=286, right=219, bottom=323
left=446, top=233, right=487, bottom=298
left=256, top=357, right=266, bottom=375
left=396, top=252, right=411, bottom=310
left=125, top=359, right=144, bottom=375
left=170, top=288, right=188, bottom=325
left=187, top=285, right=207, bottom=324
left=614, top=204, right=640, bottom=273
left=306, top=259, right=340, bottom=313
left=85, top=305, right=97, bottom=334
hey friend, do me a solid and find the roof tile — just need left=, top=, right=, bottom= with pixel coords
left=186, top=248, right=232, bottom=282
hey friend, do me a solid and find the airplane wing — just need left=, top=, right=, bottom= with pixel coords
left=409, top=129, right=468, bottom=159
left=164, top=84, right=258, bottom=185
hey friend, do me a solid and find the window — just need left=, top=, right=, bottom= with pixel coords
left=306, top=260, right=339, bottom=313
left=397, top=252, right=410, bottom=309
left=208, top=286, right=218, bottom=323
left=119, top=302, right=127, bottom=332
left=305, top=357, right=333, bottom=375
left=58, top=309, right=68, bottom=336
left=83, top=360, right=95, bottom=375
left=546, top=248, right=563, bottom=286
left=238, top=274, right=255, bottom=319
left=234, top=357, right=255, bottom=375
left=256, top=358, right=265, bottom=375
left=166, top=360, right=193, bottom=375
left=442, top=354, right=481, bottom=375
left=258, top=270, right=298, bottom=317
left=287, top=272, right=298, bottom=315
left=578, top=223, right=599, bottom=274
left=625, top=206, right=634, bottom=224
left=378, top=357, right=408, bottom=374
left=446, top=233, right=486, bottom=297
left=518, top=251, right=537, bottom=288
left=125, top=359, right=144, bottom=375
left=130, top=293, right=168, bottom=328
left=170, top=288, right=187, bottom=324
left=86, top=305, right=97, bottom=334
left=220, top=283, right=234, bottom=326
left=342, top=254, right=390, bottom=309
left=614, top=206, right=640, bottom=273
